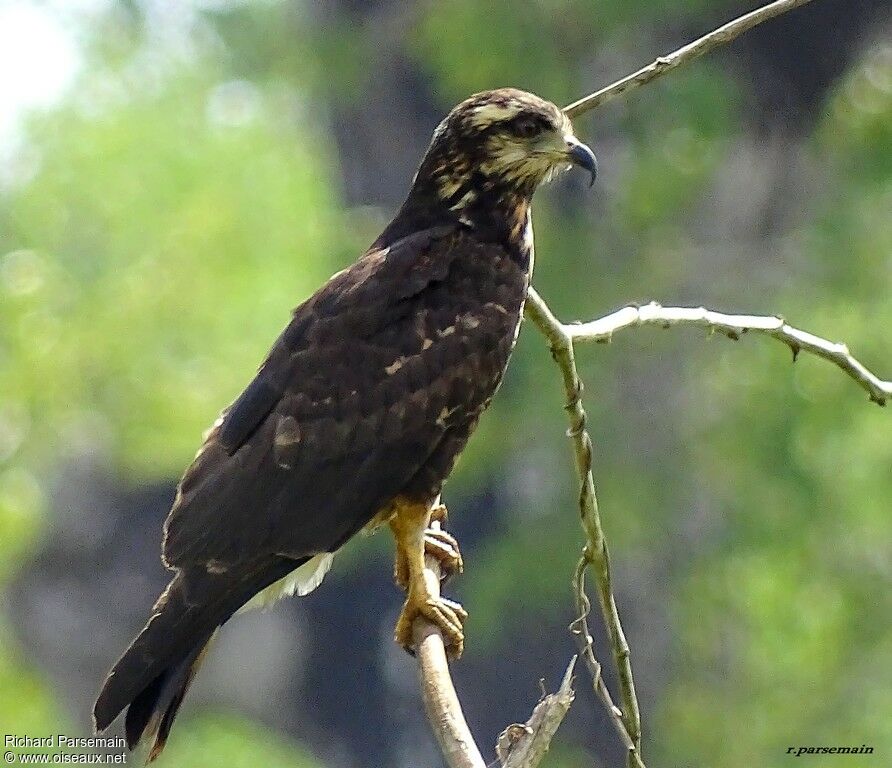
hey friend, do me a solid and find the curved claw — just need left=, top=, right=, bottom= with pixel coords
left=429, top=503, right=449, bottom=525
left=423, top=528, right=464, bottom=582
left=395, top=593, right=467, bottom=659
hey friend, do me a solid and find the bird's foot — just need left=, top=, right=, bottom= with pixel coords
left=389, top=498, right=467, bottom=657
left=393, top=518, right=464, bottom=588
left=395, top=588, right=467, bottom=659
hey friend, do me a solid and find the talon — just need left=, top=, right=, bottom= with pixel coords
left=394, top=521, right=463, bottom=587
left=395, top=591, right=466, bottom=659
left=423, top=528, right=464, bottom=581
left=439, top=596, right=468, bottom=623
left=429, top=503, right=448, bottom=525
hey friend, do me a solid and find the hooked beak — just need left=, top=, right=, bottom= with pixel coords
left=566, top=137, right=598, bottom=187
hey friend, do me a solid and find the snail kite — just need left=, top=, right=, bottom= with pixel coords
left=94, top=88, right=597, bottom=759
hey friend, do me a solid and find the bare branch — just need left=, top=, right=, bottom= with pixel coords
left=568, top=302, right=890, bottom=406
left=523, top=284, right=889, bottom=760
left=414, top=522, right=575, bottom=768
left=524, top=289, right=646, bottom=767
left=415, top=521, right=486, bottom=768
left=497, top=657, right=577, bottom=768
left=564, top=0, right=816, bottom=118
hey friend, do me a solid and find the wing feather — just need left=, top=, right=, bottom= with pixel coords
left=215, top=225, right=455, bottom=457
left=218, top=375, right=279, bottom=453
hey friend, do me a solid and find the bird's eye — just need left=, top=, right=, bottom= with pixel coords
left=512, top=117, right=541, bottom=139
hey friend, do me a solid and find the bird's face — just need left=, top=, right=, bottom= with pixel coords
left=426, top=88, right=597, bottom=202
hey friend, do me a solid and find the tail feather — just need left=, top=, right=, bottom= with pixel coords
left=94, top=556, right=302, bottom=760
left=93, top=570, right=220, bottom=735
left=125, top=632, right=215, bottom=761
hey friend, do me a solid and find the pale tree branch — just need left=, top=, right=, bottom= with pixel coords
left=415, top=521, right=486, bottom=768
left=523, top=282, right=890, bottom=765
left=414, top=521, right=576, bottom=768
left=569, top=302, right=890, bottom=406
left=564, top=0, right=816, bottom=118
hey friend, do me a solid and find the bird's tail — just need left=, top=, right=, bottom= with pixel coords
left=125, top=630, right=216, bottom=761
left=93, top=569, right=223, bottom=760
left=93, top=558, right=300, bottom=761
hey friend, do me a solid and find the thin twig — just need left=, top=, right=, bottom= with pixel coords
left=568, top=302, right=890, bottom=406
left=571, top=554, right=645, bottom=768
left=415, top=520, right=486, bottom=768
left=524, top=289, right=645, bottom=767
left=564, top=0, right=816, bottom=118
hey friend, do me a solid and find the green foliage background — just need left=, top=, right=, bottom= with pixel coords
left=0, top=1, right=889, bottom=766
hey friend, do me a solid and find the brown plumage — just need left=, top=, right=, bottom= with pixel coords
left=93, top=88, right=596, bottom=759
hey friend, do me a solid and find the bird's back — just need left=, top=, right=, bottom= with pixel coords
left=162, top=223, right=532, bottom=570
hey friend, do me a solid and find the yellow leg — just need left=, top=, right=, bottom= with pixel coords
left=390, top=498, right=466, bottom=658
left=393, top=502, right=464, bottom=589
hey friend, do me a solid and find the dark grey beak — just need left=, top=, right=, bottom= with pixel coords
left=566, top=138, right=598, bottom=187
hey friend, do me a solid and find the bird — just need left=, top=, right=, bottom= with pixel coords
left=93, top=87, right=597, bottom=760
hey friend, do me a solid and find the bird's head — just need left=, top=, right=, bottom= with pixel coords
left=417, top=88, right=597, bottom=206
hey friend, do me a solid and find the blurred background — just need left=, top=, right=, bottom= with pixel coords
left=1, top=1, right=890, bottom=766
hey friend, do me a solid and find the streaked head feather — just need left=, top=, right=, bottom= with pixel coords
left=419, top=88, right=580, bottom=203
